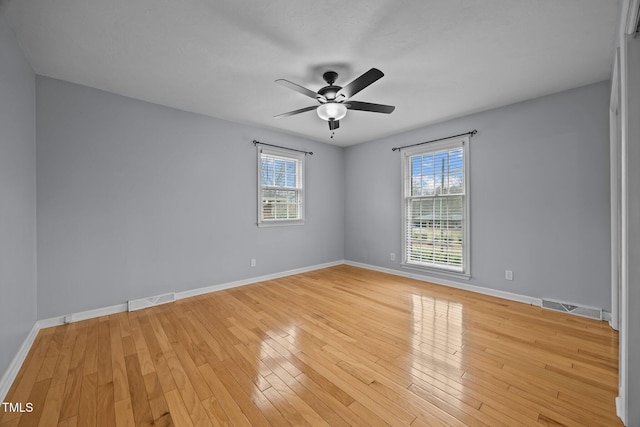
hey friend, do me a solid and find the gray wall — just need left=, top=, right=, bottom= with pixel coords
left=36, top=76, right=345, bottom=319
left=0, top=17, right=37, bottom=377
left=345, top=81, right=611, bottom=311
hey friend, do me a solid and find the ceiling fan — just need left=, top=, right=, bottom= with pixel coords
left=274, top=68, right=395, bottom=132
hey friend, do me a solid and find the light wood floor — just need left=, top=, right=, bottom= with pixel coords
left=0, top=265, right=622, bottom=426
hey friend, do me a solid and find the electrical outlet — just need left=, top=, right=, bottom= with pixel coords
left=251, top=258, right=256, bottom=267
left=390, top=252, right=396, bottom=261
left=505, top=270, right=513, bottom=281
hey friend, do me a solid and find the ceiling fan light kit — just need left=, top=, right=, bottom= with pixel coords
left=316, top=103, right=347, bottom=121
left=274, top=68, right=395, bottom=136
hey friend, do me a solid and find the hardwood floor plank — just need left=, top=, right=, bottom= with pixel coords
left=37, top=382, right=65, bottom=427
left=57, top=416, right=77, bottom=427
left=147, top=397, right=174, bottom=427
left=123, top=354, right=154, bottom=427
left=96, top=320, right=112, bottom=387
left=196, top=364, right=253, bottom=427
left=407, top=382, right=493, bottom=427
left=171, top=343, right=213, bottom=401
left=0, top=419, right=20, bottom=427
left=364, top=371, right=467, bottom=427
left=35, top=327, right=66, bottom=383
left=209, top=357, right=274, bottom=427
left=113, top=399, right=136, bottom=427
left=199, top=397, right=232, bottom=427
left=162, top=390, right=194, bottom=427
left=128, top=314, right=155, bottom=376
left=174, top=314, right=208, bottom=367
left=144, top=312, right=173, bottom=357
left=287, top=358, right=355, bottom=408
left=3, top=266, right=623, bottom=426
left=82, top=319, right=99, bottom=377
left=163, top=351, right=213, bottom=427
left=18, top=378, right=50, bottom=427
left=110, top=317, right=130, bottom=403
left=346, top=400, right=394, bottom=426
left=294, top=373, right=375, bottom=427
left=142, top=372, right=172, bottom=426
left=95, top=381, right=115, bottom=427
left=294, top=350, right=416, bottom=425
left=261, top=384, right=308, bottom=426
left=58, top=329, right=87, bottom=422
left=50, top=324, right=78, bottom=388
left=262, top=370, right=331, bottom=427
left=477, top=403, right=531, bottom=427
left=508, top=383, right=620, bottom=426
left=76, top=373, right=97, bottom=427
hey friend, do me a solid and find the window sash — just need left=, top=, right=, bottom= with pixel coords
left=401, top=137, right=469, bottom=274
left=257, top=146, right=304, bottom=226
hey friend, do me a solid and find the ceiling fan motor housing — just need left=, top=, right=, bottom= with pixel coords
left=316, top=71, right=341, bottom=101
left=317, top=85, right=340, bottom=101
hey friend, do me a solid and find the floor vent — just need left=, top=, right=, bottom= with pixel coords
left=128, top=293, right=176, bottom=312
left=541, top=299, right=602, bottom=320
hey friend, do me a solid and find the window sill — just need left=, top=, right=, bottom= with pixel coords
left=401, top=262, right=471, bottom=281
left=257, top=220, right=305, bottom=228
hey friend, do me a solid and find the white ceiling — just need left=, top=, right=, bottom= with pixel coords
left=1, top=0, right=620, bottom=147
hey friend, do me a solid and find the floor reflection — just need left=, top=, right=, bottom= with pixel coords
left=410, top=293, right=466, bottom=408
left=411, top=293, right=463, bottom=358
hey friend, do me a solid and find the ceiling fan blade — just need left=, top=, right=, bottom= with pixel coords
left=329, top=120, right=339, bottom=130
left=346, top=101, right=395, bottom=114
left=275, top=79, right=325, bottom=101
left=336, top=68, right=384, bottom=100
left=273, top=105, right=318, bottom=119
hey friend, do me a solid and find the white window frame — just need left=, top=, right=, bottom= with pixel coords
left=401, top=135, right=470, bottom=278
left=257, top=145, right=305, bottom=227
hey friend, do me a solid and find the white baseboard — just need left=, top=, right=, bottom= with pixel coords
left=344, top=260, right=543, bottom=306
left=174, top=260, right=344, bottom=300
left=616, top=395, right=625, bottom=425
left=0, top=323, right=40, bottom=402
left=37, top=303, right=128, bottom=329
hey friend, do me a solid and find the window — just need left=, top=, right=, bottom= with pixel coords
left=401, top=136, right=470, bottom=276
left=257, top=146, right=304, bottom=226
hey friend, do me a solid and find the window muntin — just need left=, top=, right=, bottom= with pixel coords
left=257, top=147, right=304, bottom=226
left=402, top=137, right=469, bottom=274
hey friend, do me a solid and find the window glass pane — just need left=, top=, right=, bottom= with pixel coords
left=407, top=195, right=463, bottom=268
left=448, top=148, right=464, bottom=194
left=434, top=151, right=447, bottom=195
left=411, top=154, right=434, bottom=196
left=262, top=189, right=300, bottom=220
left=286, top=160, right=296, bottom=187
left=261, top=158, right=271, bottom=186
left=261, top=155, right=299, bottom=189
